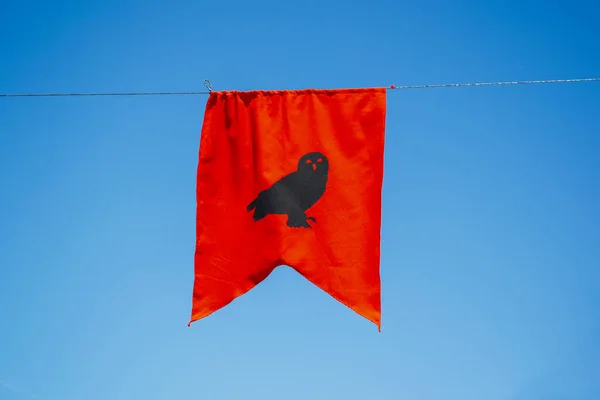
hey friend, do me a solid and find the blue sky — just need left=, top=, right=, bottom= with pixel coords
left=1, top=1, right=599, bottom=399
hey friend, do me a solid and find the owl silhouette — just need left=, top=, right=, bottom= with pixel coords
left=246, top=152, right=329, bottom=228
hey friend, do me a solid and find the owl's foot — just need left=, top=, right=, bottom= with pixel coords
left=286, top=213, right=315, bottom=228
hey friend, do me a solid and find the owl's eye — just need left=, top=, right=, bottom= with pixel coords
left=317, top=158, right=323, bottom=163
left=305, top=159, right=312, bottom=164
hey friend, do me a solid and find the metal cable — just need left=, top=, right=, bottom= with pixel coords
left=1, top=77, right=598, bottom=97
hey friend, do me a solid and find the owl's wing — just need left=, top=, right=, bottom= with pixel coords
left=270, top=171, right=301, bottom=190
left=262, top=172, right=302, bottom=210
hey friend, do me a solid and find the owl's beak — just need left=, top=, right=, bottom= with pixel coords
left=312, top=163, right=317, bottom=171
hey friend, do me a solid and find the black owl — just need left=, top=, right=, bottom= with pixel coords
left=246, top=152, right=329, bottom=228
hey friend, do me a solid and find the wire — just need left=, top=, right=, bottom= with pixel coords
left=1, top=77, right=599, bottom=97
left=0, top=91, right=211, bottom=97
left=388, top=77, right=600, bottom=90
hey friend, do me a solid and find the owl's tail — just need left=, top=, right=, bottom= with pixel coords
left=246, top=197, right=267, bottom=222
left=246, top=198, right=257, bottom=212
